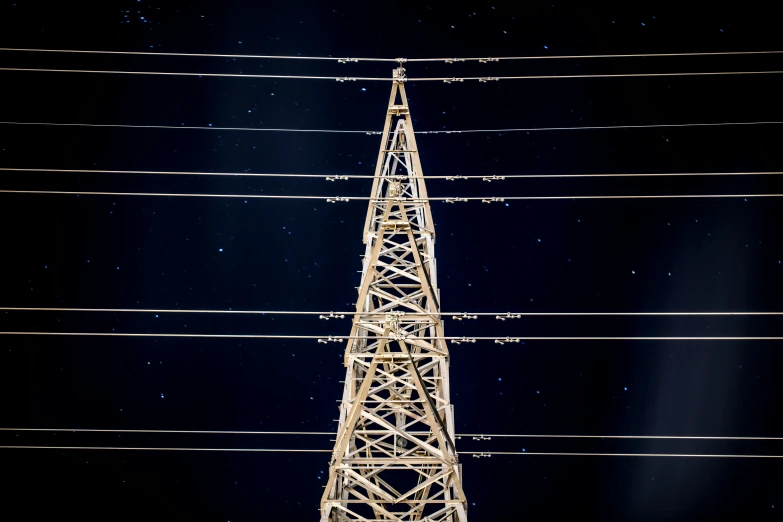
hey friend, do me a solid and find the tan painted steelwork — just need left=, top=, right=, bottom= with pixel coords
left=320, top=68, right=468, bottom=522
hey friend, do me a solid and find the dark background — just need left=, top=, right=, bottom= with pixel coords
left=1, top=1, right=782, bottom=520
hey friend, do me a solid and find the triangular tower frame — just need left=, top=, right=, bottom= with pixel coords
left=320, top=67, right=468, bottom=522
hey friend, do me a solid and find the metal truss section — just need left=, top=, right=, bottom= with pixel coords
left=320, top=68, right=468, bottom=522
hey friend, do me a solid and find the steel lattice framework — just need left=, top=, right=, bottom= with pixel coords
left=320, top=68, right=468, bottom=522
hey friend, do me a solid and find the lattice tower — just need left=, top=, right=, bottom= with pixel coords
left=320, top=67, right=468, bottom=522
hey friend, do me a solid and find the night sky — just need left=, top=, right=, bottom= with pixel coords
left=1, top=1, right=783, bottom=520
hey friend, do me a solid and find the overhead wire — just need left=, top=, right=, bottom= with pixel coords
left=0, top=48, right=399, bottom=62
left=469, top=452, right=783, bottom=458
left=2, top=307, right=782, bottom=316
left=0, top=331, right=781, bottom=341
left=0, top=67, right=384, bottom=81
left=0, top=121, right=378, bottom=134
left=1, top=190, right=782, bottom=200
left=414, top=71, right=783, bottom=82
left=3, top=67, right=783, bottom=82
left=4, top=120, right=783, bottom=135
left=0, top=428, right=337, bottom=435
left=0, top=445, right=329, bottom=453
left=3, top=167, right=783, bottom=180
left=405, top=50, right=783, bottom=62
left=415, top=121, right=783, bottom=134
left=2, top=47, right=783, bottom=62
left=0, top=445, right=780, bottom=458
left=460, top=434, right=783, bottom=440
left=3, top=427, right=783, bottom=441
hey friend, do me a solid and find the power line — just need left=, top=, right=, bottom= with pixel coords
left=0, top=121, right=379, bottom=134
left=4, top=120, right=783, bottom=135
left=460, top=434, right=783, bottom=440
left=0, top=167, right=364, bottom=178
left=416, top=121, right=783, bottom=134
left=3, top=67, right=783, bottom=82
left=4, top=427, right=783, bottom=441
left=0, top=445, right=329, bottom=453
left=0, top=67, right=385, bottom=81
left=0, top=445, right=780, bottom=458
left=415, top=71, right=783, bottom=82
left=3, top=167, right=783, bottom=180
left=2, top=307, right=782, bottom=317
left=405, top=50, right=783, bottom=62
left=0, top=428, right=336, bottom=435
left=0, top=48, right=397, bottom=62
left=1, top=190, right=781, bottom=201
left=0, top=331, right=781, bottom=341
left=3, top=47, right=782, bottom=62
left=470, top=452, right=783, bottom=458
